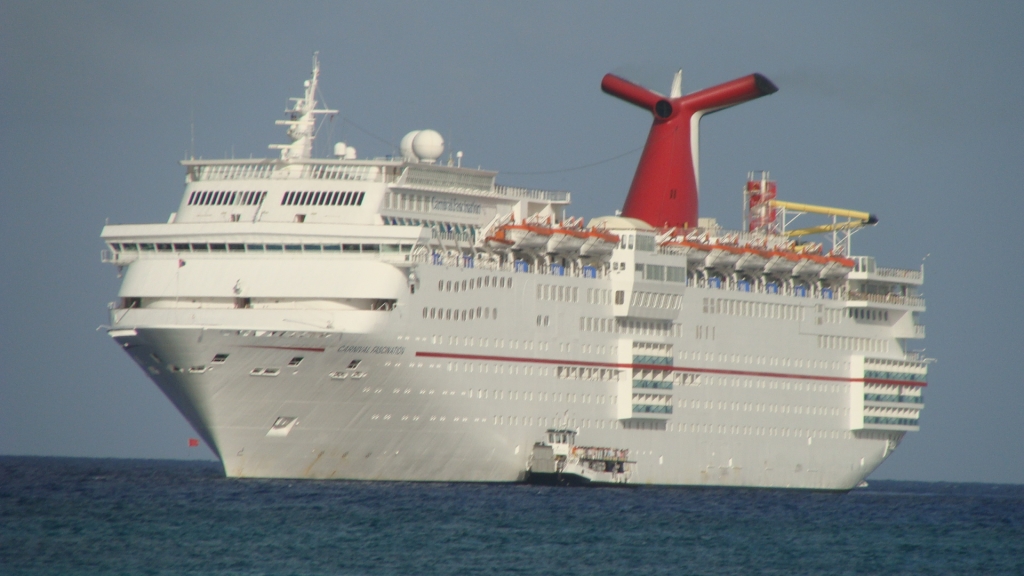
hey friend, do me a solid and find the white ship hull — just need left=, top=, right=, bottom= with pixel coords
left=109, top=260, right=913, bottom=490
left=101, top=57, right=926, bottom=490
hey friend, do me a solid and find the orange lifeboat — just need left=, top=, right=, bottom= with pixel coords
left=486, top=222, right=552, bottom=251
left=820, top=254, right=855, bottom=279
left=763, top=249, right=801, bottom=275
left=792, top=253, right=829, bottom=276
left=546, top=226, right=589, bottom=254
left=735, top=246, right=771, bottom=272
left=704, top=244, right=745, bottom=269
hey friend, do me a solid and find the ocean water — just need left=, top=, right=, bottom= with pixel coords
left=1, top=457, right=1021, bottom=575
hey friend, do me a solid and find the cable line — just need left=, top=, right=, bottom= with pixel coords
left=502, top=146, right=642, bottom=175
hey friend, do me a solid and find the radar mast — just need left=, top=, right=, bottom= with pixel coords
left=269, top=52, right=338, bottom=161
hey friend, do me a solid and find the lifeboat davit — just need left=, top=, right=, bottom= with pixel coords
left=820, top=255, right=855, bottom=279
left=485, top=234, right=514, bottom=251
left=580, top=229, right=619, bottom=256
left=792, top=253, right=828, bottom=276
left=735, top=247, right=770, bottom=272
left=704, top=244, right=744, bottom=269
left=487, top=223, right=552, bottom=251
left=763, top=250, right=801, bottom=275
left=546, top=226, right=589, bottom=254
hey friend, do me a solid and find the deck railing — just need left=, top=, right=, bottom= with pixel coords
left=875, top=266, right=923, bottom=281
left=494, top=185, right=570, bottom=203
left=848, top=291, right=925, bottom=307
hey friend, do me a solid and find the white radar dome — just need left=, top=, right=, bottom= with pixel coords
left=412, top=130, right=444, bottom=164
left=400, top=130, right=421, bottom=162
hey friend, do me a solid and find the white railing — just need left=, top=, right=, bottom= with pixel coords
left=875, top=266, right=923, bottom=281
left=185, top=160, right=389, bottom=183
left=431, top=229, right=475, bottom=243
left=494, top=185, right=570, bottom=203
left=848, top=291, right=925, bottom=307
left=914, top=325, right=926, bottom=337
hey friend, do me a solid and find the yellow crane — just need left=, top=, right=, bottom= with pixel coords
left=770, top=200, right=877, bottom=238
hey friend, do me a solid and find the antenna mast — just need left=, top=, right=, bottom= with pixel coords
left=269, top=52, right=339, bottom=161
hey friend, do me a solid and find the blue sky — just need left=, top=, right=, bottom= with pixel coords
left=1, top=2, right=1021, bottom=483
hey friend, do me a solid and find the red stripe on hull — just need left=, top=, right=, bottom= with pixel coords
left=414, top=351, right=926, bottom=387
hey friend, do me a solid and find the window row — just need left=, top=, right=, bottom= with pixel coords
left=111, top=242, right=413, bottom=253
left=865, top=358, right=927, bottom=371
left=494, top=415, right=610, bottom=428
left=438, top=275, right=512, bottom=292
left=555, top=365, right=621, bottom=382
left=864, top=393, right=923, bottom=404
left=617, top=233, right=655, bottom=251
left=187, top=190, right=267, bottom=207
left=632, top=354, right=672, bottom=366
left=849, top=308, right=890, bottom=322
left=384, top=218, right=477, bottom=237
left=817, top=334, right=890, bottom=353
left=281, top=190, right=365, bottom=206
left=586, top=288, right=613, bottom=305
left=694, top=375, right=844, bottom=393
left=384, top=191, right=483, bottom=215
left=864, top=416, right=919, bottom=426
left=665, top=422, right=853, bottom=440
left=678, top=350, right=847, bottom=372
left=446, top=362, right=548, bottom=375
left=537, top=283, right=579, bottom=303
left=636, top=263, right=686, bottom=282
left=863, top=370, right=926, bottom=383
left=676, top=398, right=843, bottom=417
left=633, top=403, right=672, bottom=414
left=703, top=297, right=805, bottom=321
left=422, top=307, right=498, bottom=321
left=578, top=316, right=677, bottom=338
left=428, top=335, right=547, bottom=351
left=630, top=290, right=682, bottom=310
left=465, top=389, right=613, bottom=404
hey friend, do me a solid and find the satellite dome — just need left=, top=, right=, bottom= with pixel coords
left=400, top=130, right=421, bottom=162
left=412, top=130, right=444, bottom=164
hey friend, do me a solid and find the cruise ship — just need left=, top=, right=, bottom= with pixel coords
left=100, top=55, right=927, bottom=489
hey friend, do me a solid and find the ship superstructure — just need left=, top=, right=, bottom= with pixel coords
left=101, top=55, right=927, bottom=489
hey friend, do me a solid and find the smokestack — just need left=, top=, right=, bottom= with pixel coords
left=602, top=72, right=777, bottom=229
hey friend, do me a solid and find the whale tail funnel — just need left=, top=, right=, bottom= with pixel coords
left=601, top=72, right=777, bottom=229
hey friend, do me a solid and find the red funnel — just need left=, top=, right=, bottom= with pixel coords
left=602, top=73, right=777, bottom=229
